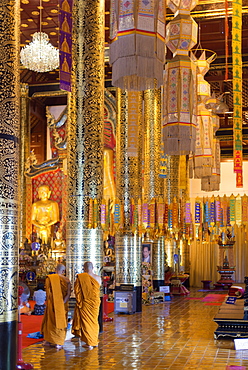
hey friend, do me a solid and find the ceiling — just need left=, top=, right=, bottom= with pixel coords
left=20, top=0, right=248, bottom=158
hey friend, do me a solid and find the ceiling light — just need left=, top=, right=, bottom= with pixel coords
left=20, top=0, right=59, bottom=73
left=20, top=32, right=59, bottom=73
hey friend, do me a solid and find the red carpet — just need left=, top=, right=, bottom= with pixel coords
left=202, top=294, right=227, bottom=302
left=20, top=301, right=44, bottom=349
left=185, top=294, right=227, bottom=306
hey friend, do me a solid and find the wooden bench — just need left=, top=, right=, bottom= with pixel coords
left=213, top=298, right=248, bottom=339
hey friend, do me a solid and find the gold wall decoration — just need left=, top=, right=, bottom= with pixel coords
left=0, top=0, right=20, bottom=327
left=66, top=0, right=105, bottom=282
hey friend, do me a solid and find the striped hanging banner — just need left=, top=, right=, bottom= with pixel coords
left=204, top=198, right=210, bottom=227
left=93, top=199, right=98, bottom=228
left=210, top=196, right=215, bottom=227
left=232, top=0, right=243, bottom=187
left=138, top=199, right=142, bottom=233
left=172, top=198, right=178, bottom=229
left=222, top=195, right=228, bottom=227
left=100, top=200, right=106, bottom=230
left=114, top=201, right=121, bottom=228
left=168, top=207, right=173, bottom=229
left=157, top=198, right=165, bottom=231
left=142, top=202, right=149, bottom=230
left=235, top=194, right=242, bottom=226
left=220, top=208, right=224, bottom=228
left=229, top=194, right=236, bottom=226
left=185, top=201, right=191, bottom=224
left=133, top=201, right=138, bottom=230
left=195, top=198, right=201, bottom=225
left=164, top=203, right=168, bottom=228
left=215, top=196, right=221, bottom=224
left=242, top=194, right=248, bottom=225
left=88, top=198, right=93, bottom=229
left=227, top=206, right=231, bottom=226
left=149, top=199, right=156, bottom=230
left=59, top=0, right=73, bottom=91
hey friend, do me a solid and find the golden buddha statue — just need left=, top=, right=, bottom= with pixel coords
left=31, top=185, right=60, bottom=245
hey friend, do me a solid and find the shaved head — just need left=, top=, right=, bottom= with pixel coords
left=56, top=263, right=65, bottom=274
left=84, top=261, right=93, bottom=272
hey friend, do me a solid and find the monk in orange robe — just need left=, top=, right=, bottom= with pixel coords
left=41, top=263, right=71, bottom=349
left=72, top=261, right=101, bottom=349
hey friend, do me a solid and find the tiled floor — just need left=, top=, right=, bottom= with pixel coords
left=22, top=289, right=248, bottom=369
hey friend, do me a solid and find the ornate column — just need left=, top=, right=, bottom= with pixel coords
left=165, top=155, right=180, bottom=272
left=115, top=89, right=143, bottom=312
left=143, top=87, right=165, bottom=290
left=0, top=1, right=20, bottom=369
left=20, top=84, right=30, bottom=247
left=66, top=0, right=105, bottom=283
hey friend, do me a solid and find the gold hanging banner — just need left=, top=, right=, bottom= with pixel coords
left=232, top=0, right=243, bottom=187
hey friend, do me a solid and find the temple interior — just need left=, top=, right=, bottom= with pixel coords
left=1, top=0, right=248, bottom=369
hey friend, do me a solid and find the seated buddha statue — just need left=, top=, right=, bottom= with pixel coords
left=31, top=185, right=59, bottom=245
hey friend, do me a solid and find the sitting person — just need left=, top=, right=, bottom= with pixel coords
left=33, top=283, right=46, bottom=315
left=19, top=299, right=32, bottom=315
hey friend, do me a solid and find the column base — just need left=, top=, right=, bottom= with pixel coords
left=134, top=286, right=142, bottom=312
left=0, top=320, right=17, bottom=370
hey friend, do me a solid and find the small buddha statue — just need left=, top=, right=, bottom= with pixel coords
left=54, top=230, right=65, bottom=251
left=223, top=255, right=229, bottom=268
left=31, top=185, right=59, bottom=245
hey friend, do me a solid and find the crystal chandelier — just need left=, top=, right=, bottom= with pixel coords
left=20, top=0, right=59, bottom=73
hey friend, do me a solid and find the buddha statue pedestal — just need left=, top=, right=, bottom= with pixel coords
left=214, top=240, right=235, bottom=290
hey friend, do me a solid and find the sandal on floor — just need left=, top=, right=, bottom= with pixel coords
left=55, top=344, right=63, bottom=350
left=82, top=344, right=93, bottom=350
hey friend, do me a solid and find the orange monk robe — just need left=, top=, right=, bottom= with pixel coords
left=72, top=273, right=100, bottom=347
left=41, top=274, right=69, bottom=346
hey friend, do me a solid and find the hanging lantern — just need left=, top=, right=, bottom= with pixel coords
left=109, top=0, right=166, bottom=91
left=201, top=95, right=221, bottom=191
left=192, top=51, right=216, bottom=179
left=163, top=0, right=198, bottom=155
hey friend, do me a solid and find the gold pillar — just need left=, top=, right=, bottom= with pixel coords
left=165, top=155, right=180, bottom=274
left=143, top=87, right=162, bottom=200
left=166, top=155, right=180, bottom=204
left=179, top=156, right=190, bottom=273
left=20, top=84, right=30, bottom=247
left=115, top=89, right=143, bottom=312
left=0, top=1, right=20, bottom=368
left=143, top=87, right=165, bottom=287
left=66, top=0, right=105, bottom=282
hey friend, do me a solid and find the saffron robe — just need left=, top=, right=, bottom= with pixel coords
left=72, top=273, right=100, bottom=347
left=41, top=274, right=69, bottom=345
